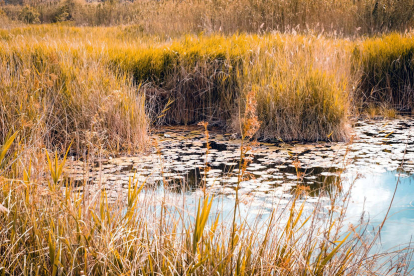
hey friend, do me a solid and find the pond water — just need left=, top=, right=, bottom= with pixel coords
left=346, top=171, right=414, bottom=251
left=65, top=117, right=414, bottom=255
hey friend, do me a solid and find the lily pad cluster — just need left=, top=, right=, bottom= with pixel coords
left=64, top=118, right=414, bottom=207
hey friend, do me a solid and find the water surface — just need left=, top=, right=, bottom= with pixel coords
left=65, top=117, right=414, bottom=255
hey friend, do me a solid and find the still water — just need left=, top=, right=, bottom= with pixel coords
left=66, top=117, right=414, bottom=256
left=346, top=171, right=414, bottom=251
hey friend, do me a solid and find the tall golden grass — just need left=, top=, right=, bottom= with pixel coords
left=353, top=33, right=414, bottom=111
left=0, top=26, right=353, bottom=144
left=0, top=28, right=147, bottom=153
left=2, top=24, right=414, bottom=147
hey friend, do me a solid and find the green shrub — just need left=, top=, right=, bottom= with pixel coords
left=18, top=5, right=40, bottom=24
left=53, top=0, right=79, bottom=22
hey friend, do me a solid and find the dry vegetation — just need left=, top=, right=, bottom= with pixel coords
left=0, top=26, right=148, bottom=153
left=2, top=0, right=414, bottom=35
left=2, top=24, right=414, bottom=148
left=1, top=1, right=414, bottom=274
left=1, top=26, right=353, bottom=146
left=3, top=24, right=414, bottom=147
left=353, top=33, right=414, bottom=111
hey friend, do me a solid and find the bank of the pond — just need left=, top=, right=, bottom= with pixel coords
left=2, top=26, right=414, bottom=150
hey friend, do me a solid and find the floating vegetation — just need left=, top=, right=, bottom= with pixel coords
left=62, top=117, right=413, bottom=212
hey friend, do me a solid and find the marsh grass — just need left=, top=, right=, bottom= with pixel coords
left=2, top=25, right=414, bottom=146
left=106, top=33, right=352, bottom=141
left=243, top=35, right=352, bottom=141
left=0, top=6, right=414, bottom=276
left=0, top=33, right=147, bottom=153
left=0, top=27, right=353, bottom=143
left=364, top=103, right=398, bottom=119
left=353, top=33, right=414, bottom=111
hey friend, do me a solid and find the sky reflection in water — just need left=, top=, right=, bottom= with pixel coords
left=345, top=171, right=414, bottom=251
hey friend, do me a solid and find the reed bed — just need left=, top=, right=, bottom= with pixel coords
left=0, top=31, right=147, bottom=153
left=353, top=33, right=414, bottom=111
left=3, top=24, right=414, bottom=146
left=107, top=33, right=352, bottom=142
left=2, top=0, right=414, bottom=36
left=0, top=26, right=353, bottom=143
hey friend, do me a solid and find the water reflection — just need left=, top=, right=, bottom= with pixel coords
left=345, top=171, right=414, bottom=251
left=65, top=117, right=414, bottom=256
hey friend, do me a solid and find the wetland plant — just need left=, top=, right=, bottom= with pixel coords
left=2, top=26, right=414, bottom=147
